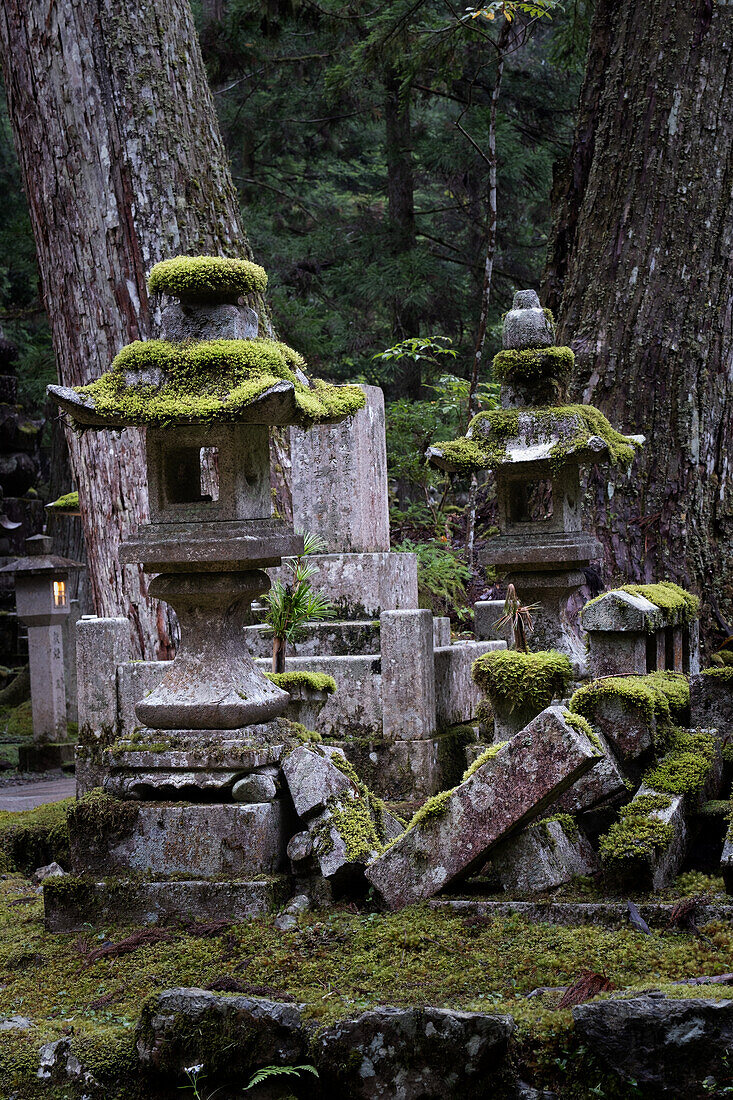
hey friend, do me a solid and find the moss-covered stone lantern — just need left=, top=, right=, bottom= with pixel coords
left=428, top=290, right=644, bottom=666
left=50, top=256, right=364, bottom=735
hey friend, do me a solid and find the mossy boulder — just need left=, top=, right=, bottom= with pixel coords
left=0, top=798, right=72, bottom=873
left=147, top=255, right=268, bottom=303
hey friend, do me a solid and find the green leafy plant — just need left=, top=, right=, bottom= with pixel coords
left=244, top=1063, right=319, bottom=1090
left=394, top=538, right=472, bottom=618
left=493, top=584, right=540, bottom=651
left=261, top=532, right=333, bottom=672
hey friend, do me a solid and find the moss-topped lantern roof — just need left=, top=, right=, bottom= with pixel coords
left=47, top=257, right=365, bottom=431
left=428, top=404, right=644, bottom=476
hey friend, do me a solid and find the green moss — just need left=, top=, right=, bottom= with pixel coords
left=599, top=815, right=675, bottom=864
left=492, top=345, right=574, bottom=385
left=66, top=789, right=139, bottom=847
left=0, top=798, right=72, bottom=873
left=540, top=813, right=580, bottom=845
left=644, top=728, right=717, bottom=796
left=624, top=792, right=673, bottom=816
left=569, top=672, right=689, bottom=734
left=432, top=404, right=640, bottom=476
left=2, top=700, right=34, bottom=742
left=562, top=710, right=603, bottom=751
left=472, top=650, right=572, bottom=712
left=45, top=490, right=79, bottom=511
left=461, top=742, right=509, bottom=781
left=619, top=581, right=700, bottom=625
left=265, top=671, right=336, bottom=694
left=73, top=337, right=365, bottom=429
left=147, top=254, right=267, bottom=301
left=703, top=666, right=733, bottom=683
left=406, top=788, right=455, bottom=831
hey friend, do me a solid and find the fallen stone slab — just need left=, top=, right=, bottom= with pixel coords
left=365, top=707, right=600, bottom=910
left=572, top=995, right=733, bottom=1096
left=551, top=724, right=628, bottom=817
left=488, top=817, right=599, bottom=894
left=314, top=1005, right=515, bottom=1099
left=136, top=988, right=307, bottom=1081
left=431, top=897, right=733, bottom=929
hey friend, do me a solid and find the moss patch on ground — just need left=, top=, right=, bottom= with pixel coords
left=3, top=875, right=733, bottom=1097
left=0, top=799, right=72, bottom=873
left=73, top=338, right=365, bottom=429
left=472, top=650, right=572, bottom=712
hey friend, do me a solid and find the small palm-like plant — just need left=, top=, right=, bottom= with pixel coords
left=262, top=532, right=334, bottom=672
left=493, top=583, right=539, bottom=652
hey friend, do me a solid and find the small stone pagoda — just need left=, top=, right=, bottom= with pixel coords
left=429, top=290, right=644, bottom=667
left=46, top=255, right=365, bottom=923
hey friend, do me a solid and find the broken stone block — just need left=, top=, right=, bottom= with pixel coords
left=314, top=1005, right=515, bottom=1099
left=552, top=723, right=628, bottom=817
left=135, top=989, right=307, bottom=1081
left=365, top=706, right=600, bottom=910
left=488, top=817, right=599, bottom=894
left=281, top=743, right=358, bottom=819
left=232, top=772, right=277, bottom=803
left=286, top=830, right=314, bottom=866
left=599, top=784, right=687, bottom=890
left=32, top=862, right=66, bottom=885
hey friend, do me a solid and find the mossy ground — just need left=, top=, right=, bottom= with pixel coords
left=3, top=874, right=733, bottom=1097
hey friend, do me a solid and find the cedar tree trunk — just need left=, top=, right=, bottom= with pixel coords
left=543, top=0, right=733, bottom=636
left=0, top=0, right=270, bottom=658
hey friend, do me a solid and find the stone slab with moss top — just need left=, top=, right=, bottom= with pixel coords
left=487, top=815, right=599, bottom=894
left=44, top=490, right=80, bottom=515
left=472, top=649, right=573, bottom=741
left=365, top=706, right=601, bottom=910
left=44, top=876, right=287, bottom=933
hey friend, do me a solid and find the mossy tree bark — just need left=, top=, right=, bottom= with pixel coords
left=542, top=0, right=733, bottom=638
left=0, top=0, right=270, bottom=658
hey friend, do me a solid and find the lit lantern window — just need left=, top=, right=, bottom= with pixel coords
left=53, top=580, right=66, bottom=607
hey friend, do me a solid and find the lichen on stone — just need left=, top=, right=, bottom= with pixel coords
left=73, top=337, right=365, bottom=429
left=265, top=671, right=336, bottom=694
left=147, top=255, right=267, bottom=301
left=472, top=650, right=572, bottom=713
left=461, top=742, right=509, bottom=782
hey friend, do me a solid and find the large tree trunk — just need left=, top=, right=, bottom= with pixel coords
left=0, top=0, right=270, bottom=658
left=542, top=0, right=733, bottom=637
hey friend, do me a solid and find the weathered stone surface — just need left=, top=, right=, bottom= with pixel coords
left=334, top=737, right=441, bottom=801
left=160, top=300, right=258, bottom=343
left=314, top=1005, right=515, bottom=1099
left=286, top=830, right=314, bottom=866
left=76, top=616, right=130, bottom=745
left=116, top=660, right=168, bottom=738
left=243, top=618, right=381, bottom=659
left=62, top=597, right=80, bottom=724
left=381, top=610, right=436, bottom=742
left=281, top=743, right=357, bottom=819
left=572, top=996, right=733, bottom=1095
left=37, top=1037, right=98, bottom=1089
left=552, top=726, right=628, bottom=816
left=44, top=877, right=287, bottom=932
left=474, top=600, right=513, bottom=645
left=502, top=290, right=553, bottom=350
left=722, top=830, right=733, bottom=895
left=691, top=673, right=733, bottom=734
left=489, top=818, right=598, bottom=894
left=433, top=616, right=451, bottom=647
left=0, top=1015, right=32, bottom=1031
left=290, top=384, right=390, bottom=554
left=587, top=632, right=648, bottom=679
left=70, top=802, right=287, bottom=877
left=580, top=590, right=660, bottom=633
left=232, top=772, right=277, bottom=803
left=136, top=989, right=307, bottom=1079
left=269, top=551, right=418, bottom=618
left=586, top=694, right=655, bottom=764
left=366, top=707, right=600, bottom=909
left=433, top=897, right=733, bottom=928
left=434, top=640, right=504, bottom=729
left=255, top=654, right=382, bottom=739
left=32, top=861, right=66, bottom=885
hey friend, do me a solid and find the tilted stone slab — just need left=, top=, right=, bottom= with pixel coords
left=365, top=706, right=600, bottom=909
left=488, top=818, right=599, bottom=894
left=281, top=743, right=358, bottom=819
left=552, top=725, right=628, bottom=816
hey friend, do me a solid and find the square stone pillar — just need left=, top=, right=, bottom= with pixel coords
left=27, top=623, right=66, bottom=741
left=290, top=385, right=389, bottom=553
left=76, top=617, right=130, bottom=746
left=380, top=610, right=436, bottom=741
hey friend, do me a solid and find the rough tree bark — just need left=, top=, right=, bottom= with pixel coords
left=542, top=0, right=733, bottom=634
left=0, top=0, right=270, bottom=658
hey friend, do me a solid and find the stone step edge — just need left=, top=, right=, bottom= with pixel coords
left=431, top=897, right=733, bottom=928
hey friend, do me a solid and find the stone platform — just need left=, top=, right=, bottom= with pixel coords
left=44, top=876, right=288, bottom=932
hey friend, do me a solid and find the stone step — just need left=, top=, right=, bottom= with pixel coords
left=431, top=897, right=733, bottom=929
left=43, top=876, right=288, bottom=932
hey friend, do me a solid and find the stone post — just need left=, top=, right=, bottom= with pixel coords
left=26, top=622, right=66, bottom=741
left=63, top=598, right=81, bottom=724
left=76, top=616, right=130, bottom=746
left=380, top=610, right=436, bottom=741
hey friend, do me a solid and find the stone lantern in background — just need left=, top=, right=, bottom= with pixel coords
left=46, top=255, right=365, bottom=924
left=0, top=533, right=82, bottom=767
left=429, top=290, right=644, bottom=668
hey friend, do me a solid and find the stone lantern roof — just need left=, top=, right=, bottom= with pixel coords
left=48, top=256, right=365, bottom=431
left=427, top=289, right=643, bottom=477
left=0, top=533, right=83, bottom=576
